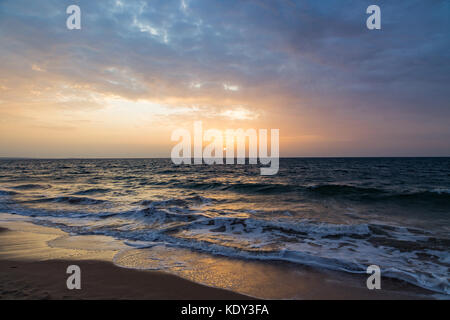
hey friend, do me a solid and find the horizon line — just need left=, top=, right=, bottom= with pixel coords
left=1, top=156, right=449, bottom=160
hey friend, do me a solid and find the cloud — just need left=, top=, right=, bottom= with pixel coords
left=0, top=0, right=449, bottom=156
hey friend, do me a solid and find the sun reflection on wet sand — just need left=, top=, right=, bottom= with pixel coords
left=113, top=245, right=430, bottom=299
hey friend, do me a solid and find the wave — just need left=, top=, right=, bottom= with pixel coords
left=11, top=184, right=51, bottom=190
left=30, top=196, right=107, bottom=205
left=176, top=181, right=450, bottom=203
left=34, top=206, right=449, bottom=295
left=307, top=184, right=386, bottom=196
left=0, top=190, right=17, bottom=196
left=6, top=198, right=449, bottom=295
left=384, top=190, right=450, bottom=202
left=73, top=188, right=111, bottom=195
left=179, top=181, right=296, bottom=194
left=431, top=188, right=450, bottom=195
left=139, top=196, right=214, bottom=207
left=308, top=185, right=450, bottom=206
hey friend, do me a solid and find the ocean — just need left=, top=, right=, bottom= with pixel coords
left=0, top=158, right=448, bottom=295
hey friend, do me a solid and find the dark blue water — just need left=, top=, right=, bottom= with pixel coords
left=0, top=158, right=449, bottom=294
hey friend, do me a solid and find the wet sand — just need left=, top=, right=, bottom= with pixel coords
left=0, top=219, right=435, bottom=300
left=0, top=224, right=250, bottom=299
left=0, top=258, right=251, bottom=300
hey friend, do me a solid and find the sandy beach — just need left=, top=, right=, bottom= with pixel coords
left=0, top=223, right=250, bottom=300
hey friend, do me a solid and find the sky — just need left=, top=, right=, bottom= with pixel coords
left=0, top=0, right=449, bottom=158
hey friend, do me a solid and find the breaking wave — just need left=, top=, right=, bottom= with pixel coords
left=12, top=198, right=448, bottom=295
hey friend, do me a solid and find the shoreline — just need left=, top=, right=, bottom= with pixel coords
left=0, top=226, right=251, bottom=300
left=0, top=218, right=439, bottom=300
